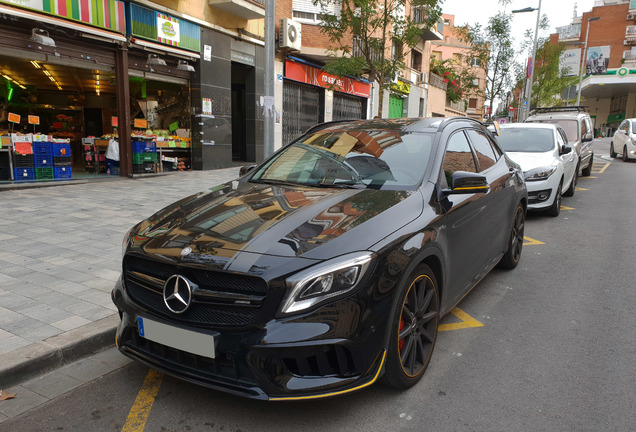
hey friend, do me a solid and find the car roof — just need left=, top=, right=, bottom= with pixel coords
left=500, top=123, right=558, bottom=130
left=304, top=117, right=486, bottom=134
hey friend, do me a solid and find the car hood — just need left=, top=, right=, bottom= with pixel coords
left=128, top=180, right=422, bottom=267
left=505, top=151, right=559, bottom=172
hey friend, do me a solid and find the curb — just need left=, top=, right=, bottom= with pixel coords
left=0, top=315, right=119, bottom=388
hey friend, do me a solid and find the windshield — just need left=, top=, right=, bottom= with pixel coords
left=529, top=119, right=578, bottom=142
left=251, top=129, right=434, bottom=189
left=497, top=128, right=555, bottom=153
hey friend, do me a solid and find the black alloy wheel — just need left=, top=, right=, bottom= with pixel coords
left=383, top=264, right=439, bottom=389
left=610, top=143, right=617, bottom=158
left=564, top=165, right=578, bottom=197
left=499, top=203, right=525, bottom=269
left=624, top=146, right=629, bottom=162
left=545, top=182, right=562, bottom=217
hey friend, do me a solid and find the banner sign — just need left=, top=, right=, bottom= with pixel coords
left=157, top=13, right=180, bottom=46
left=0, top=0, right=126, bottom=33
left=560, top=48, right=581, bottom=77
left=586, top=46, right=611, bottom=75
left=134, top=118, right=147, bottom=129
left=28, top=115, right=40, bottom=125
left=8, top=112, right=20, bottom=123
left=285, top=60, right=372, bottom=98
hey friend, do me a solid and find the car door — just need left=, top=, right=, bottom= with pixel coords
left=557, top=128, right=576, bottom=189
left=466, top=128, right=515, bottom=262
left=615, top=120, right=628, bottom=151
left=438, top=129, right=492, bottom=306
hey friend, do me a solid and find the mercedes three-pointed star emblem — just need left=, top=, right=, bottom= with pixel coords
left=163, top=275, right=195, bottom=314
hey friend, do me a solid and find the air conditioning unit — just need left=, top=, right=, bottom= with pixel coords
left=280, top=18, right=301, bottom=51
left=628, top=13, right=636, bottom=20
left=417, top=72, right=427, bottom=83
left=625, top=39, right=633, bottom=45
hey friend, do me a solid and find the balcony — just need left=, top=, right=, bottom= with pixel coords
left=556, top=24, right=581, bottom=41
left=208, top=0, right=264, bottom=20
left=623, top=49, right=636, bottom=61
left=411, top=6, right=443, bottom=41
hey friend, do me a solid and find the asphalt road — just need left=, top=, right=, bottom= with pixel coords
left=2, top=139, right=635, bottom=432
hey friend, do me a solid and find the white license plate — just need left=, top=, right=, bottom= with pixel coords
left=137, top=316, right=217, bottom=359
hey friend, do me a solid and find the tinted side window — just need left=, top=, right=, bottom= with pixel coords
left=580, top=118, right=588, bottom=138
left=621, top=121, right=629, bottom=133
left=443, top=131, right=477, bottom=184
left=467, top=130, right=497, bottom=171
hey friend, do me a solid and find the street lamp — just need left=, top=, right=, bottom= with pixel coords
left=576, top=16, right=601, bottom=106
left=513, top=1, right=542, bottom=121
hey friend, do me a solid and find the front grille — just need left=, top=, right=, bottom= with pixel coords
left=124, top=255, right=268, bottom=326
left=281, top=344, right=365, bottom=377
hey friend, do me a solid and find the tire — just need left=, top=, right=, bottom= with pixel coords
left=382, top=264, right=439, bottom=389
left=624, top=146, right=629, bottom=162
left=545, top=182, right=562, bottom=217
left=498, top=203, right=525, bottom=269
left=564, top=164, right=578, bottom=197
left=610, top=143, right=617, bottom=158
left=581, top=154, right=593, bottom=176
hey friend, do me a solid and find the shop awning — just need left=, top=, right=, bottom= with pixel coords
left=130, top=38, right=200, bottom=60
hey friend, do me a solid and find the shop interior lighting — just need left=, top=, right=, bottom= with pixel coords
left=177, top=60, right=195, bottom=72
left=146, top=54, right=166, bottom=66
left=30, top=28, right=56, bottom=48
left=30, top=61, right=41, bottom=69
left=1, top=73, right=26, bottom=90
left=38, top=65, right=62, bottom=90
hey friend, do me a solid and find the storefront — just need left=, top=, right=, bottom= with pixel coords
left=0, top=0, right=200, bottom=181
left=281, top=58, right=371, bottom=146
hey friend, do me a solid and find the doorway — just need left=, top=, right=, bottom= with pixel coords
left=231, top=62, right=250, bottom=161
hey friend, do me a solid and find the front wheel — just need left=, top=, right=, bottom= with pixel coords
left=382, top=264, right=439, bottom=389
left=564, top=165, right=578, bottom=197
left=610, top=143, right=617, bottom=158
left=499, top=203, right=525, bottom=269
left=624, top=146, right=629, bottom=162
left=545, top=182, right=562, bottom=217
left=581, top=154, right=593, bottom=176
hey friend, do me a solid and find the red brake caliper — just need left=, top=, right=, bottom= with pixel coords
left=398, top=315, right=405, bottom=352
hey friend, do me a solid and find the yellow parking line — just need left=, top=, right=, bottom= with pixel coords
left=121, top=369, right=163, bottom=432
left=523, top=236, right=545, bottom=245
left=580, top=176, right=597, bottom=179
left=561, top=205, right=575, bottom=210
left=439, top=307, right=484, bottom=332
left=598, top=162, right=610, bottom=174
left=575, top=187, right=589, bottom=191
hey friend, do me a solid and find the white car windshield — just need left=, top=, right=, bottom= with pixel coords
left=530, top=119, right=578, bottom=142
left=497, top=128, right=555, bottom=153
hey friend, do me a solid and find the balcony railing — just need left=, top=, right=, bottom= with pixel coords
left=627, top=25, right=636, bottom=36
left=556, top=24, right=581, bottom=41
left=624, top=50, right=636, bottom=60
left=429, top=72, right=447, bottom=90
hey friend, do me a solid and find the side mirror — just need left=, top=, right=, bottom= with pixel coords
left=560, top=145, right=573, bottom=155
left=582, top=132, right=594, bottom=142
left=443, top=171, right=489, bottom=195
left=239, top=164, right=257, bottom=176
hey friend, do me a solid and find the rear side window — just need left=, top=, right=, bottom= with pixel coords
left=467, top=130, right=497, bottom=171
left=443, top=131, right=477, bottom=185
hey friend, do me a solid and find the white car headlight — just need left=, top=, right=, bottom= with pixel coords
left=523, top=166, right=557, bottom=182
left=280, top=251, right=375, bottom=315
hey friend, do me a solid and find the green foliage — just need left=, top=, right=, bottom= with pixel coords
left=531, top=40, right=580, bottom=108
left=429, top=58, right=477, bottom=103
left=315, top=0, right=443, bottom=117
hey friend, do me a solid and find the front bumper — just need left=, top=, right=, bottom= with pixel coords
left=525, top=177, right=558, bottom=210
left=112, top=276, right=389, bottom=400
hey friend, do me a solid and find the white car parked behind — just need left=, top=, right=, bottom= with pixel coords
left=497, top=123, right=577, bottom=217
left=611, top=119, right=636, bottom=161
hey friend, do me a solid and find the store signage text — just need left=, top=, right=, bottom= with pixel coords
left=8, top=113, right=20, bottom=123
left=28, top=115, right=40, bottom=125
left=157, top=13, right=180, bottom=46
left=285, top=60, right=371, bottom=98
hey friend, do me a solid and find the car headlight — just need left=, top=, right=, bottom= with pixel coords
left=280, top=251, right=375, bottom=315
left=523, top=166, right=557, bottom=182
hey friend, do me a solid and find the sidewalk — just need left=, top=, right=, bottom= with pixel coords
left=0, top=167, right=240, bottom=388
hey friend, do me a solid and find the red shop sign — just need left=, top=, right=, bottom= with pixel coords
left=285, top=60, right=371, bottom=98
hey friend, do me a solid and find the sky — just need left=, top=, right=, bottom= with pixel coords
left=442, top=0, right=597, bottom=57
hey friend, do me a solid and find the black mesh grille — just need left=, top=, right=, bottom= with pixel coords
left=123, top=255, right=268, bottom=326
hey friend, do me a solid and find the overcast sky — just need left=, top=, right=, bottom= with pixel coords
left=443, top=0, right=597, bottom=58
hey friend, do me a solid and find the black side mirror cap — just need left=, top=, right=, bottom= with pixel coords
left=239, top=165, right=258, bottom=176
left=560, top=145, right=573, bottom=155
left=443, top=171, right=489, bottom=195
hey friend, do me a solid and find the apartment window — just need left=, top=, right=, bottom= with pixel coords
left=469, top=98, right=478, bottom=109
left=431, top=51, right=442, bottom=61
left=292, top=0, right=340, bottom=24
left=471, top=58, right=481, bottom=67
left=453, top=53, right=462, bottom=64
left=472, top=78, right=479, bottom=86
left=411, top=50, right=422, bottom=71
left=353, top=36, right=382, bottom=63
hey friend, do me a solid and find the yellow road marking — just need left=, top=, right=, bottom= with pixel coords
left=122, top=369, right=163, bottom=432
left=598, top=162, right=610, bottom=174
left=575, top=187, right=588, bottom=191
left=523, top=236, right=545, bottom=245
left=580, top=176, right=597, bottom=179
left=439, top=307, right=484, bottom=332
left=561, top=205, right=575, bottom=210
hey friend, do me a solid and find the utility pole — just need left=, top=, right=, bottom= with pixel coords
left=264, top=0, right=275, bottom=158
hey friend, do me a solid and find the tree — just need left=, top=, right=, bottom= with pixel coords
left=530, top=40, right=580, bottom=108
left=315, top=0, right=443, bottom=118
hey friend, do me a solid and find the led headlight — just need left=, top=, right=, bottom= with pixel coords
left=523, top=166, right=556, bottom=182
left=280, top=251, right=375, bottom=315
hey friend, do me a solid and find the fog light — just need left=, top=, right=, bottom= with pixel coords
left=537, top=191, right=549, bottom=201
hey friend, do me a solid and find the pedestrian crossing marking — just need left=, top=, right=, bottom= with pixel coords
left=439, top=307, right=484, bottom=332
left=523, top=236, right=544, bottom=245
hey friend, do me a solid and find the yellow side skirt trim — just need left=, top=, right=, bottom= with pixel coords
left=270, top=350, right=386, bottom=401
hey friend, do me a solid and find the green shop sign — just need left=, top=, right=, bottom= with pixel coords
left=607, top=112, right=626, bottom=123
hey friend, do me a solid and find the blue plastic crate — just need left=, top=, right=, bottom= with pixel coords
left=13, top=167, right=34, bottom=181
left=52, top=143, right=71, bottom=157
left=33, top=142, right=52, bottom=156
left=54, top=166, right=72, bottom=179
left=132, top=141, right=157, bottom=153
left=34, top=154, right=53, bottom=168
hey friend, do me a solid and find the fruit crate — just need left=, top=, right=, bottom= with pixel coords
left=52, top=143, right=71, bottom=157
left=132, top=152, right=158, bottom=164
left=33, top=142, right=52, bottom=155
left=34, top=154, right=54, bottom=168
left=13, top=167, right=35, bottom=181
left=12, top=154, right=34, bottom=168
left=54, top=166, right=72, bottom=179
left=132, top=141, right=157, bottom=153
left=35, top=167, right=54, bottom=180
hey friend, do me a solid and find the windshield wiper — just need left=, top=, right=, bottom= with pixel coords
left=310, top=182, right=367, bottom=189
left=250, top=178, right=304, bottom=188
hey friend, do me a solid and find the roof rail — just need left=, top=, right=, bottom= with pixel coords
left=531, top=106, right=588, bottom=114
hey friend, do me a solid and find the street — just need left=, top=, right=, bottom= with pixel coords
left=1, top=139, right=635, bottom=432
